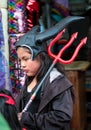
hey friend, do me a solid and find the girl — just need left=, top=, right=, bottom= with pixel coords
left=15, top=16, right=83, bottom=130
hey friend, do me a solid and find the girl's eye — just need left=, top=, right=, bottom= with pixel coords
left=23, top=57, right=30, bottom=61
left=18, top=56, right=32, bottom=63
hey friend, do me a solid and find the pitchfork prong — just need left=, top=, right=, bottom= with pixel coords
left=57, top=37, right=87, bottom=64
left=48, top=31, right=87, bottom=64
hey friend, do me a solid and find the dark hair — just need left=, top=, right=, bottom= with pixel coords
left=0, top=89, right=21, bottom=130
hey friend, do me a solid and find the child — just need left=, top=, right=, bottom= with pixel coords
left=15, top=16, right=83, bottom=130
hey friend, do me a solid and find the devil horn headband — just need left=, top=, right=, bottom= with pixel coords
left=36, top=16, right=84, bottom=42
left=16, top=16, right=85, bottom=60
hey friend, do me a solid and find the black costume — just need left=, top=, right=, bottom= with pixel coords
left=16, top=68, right=73, bottom=130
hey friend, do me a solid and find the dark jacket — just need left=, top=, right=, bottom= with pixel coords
left=16, top=68, right=74, bottom=130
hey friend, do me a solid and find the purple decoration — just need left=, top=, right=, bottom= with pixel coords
left=0, top=11, right=4, bottom=47
left=0, top=51, right=6, bottom=88
left=14, top=8, right=26, bottom=33
left=0, top=50, right=12, bottom=91
left=0, top=10, right=11, bottom=91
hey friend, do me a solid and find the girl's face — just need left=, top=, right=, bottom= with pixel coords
left=16, top=47, right=41, bottom=76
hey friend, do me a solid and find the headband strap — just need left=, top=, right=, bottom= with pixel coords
left=21, top=44, right=33, bottom=60
left=0, top=94, right=16, bottom=106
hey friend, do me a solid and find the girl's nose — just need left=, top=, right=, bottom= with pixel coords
left=21, top=61, right=26, bottom=69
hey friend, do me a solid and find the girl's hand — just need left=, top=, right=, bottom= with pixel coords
left=18, top=112, right=23, bottom=121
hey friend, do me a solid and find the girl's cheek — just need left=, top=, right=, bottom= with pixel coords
left=28, top=61, right=34, bottom=68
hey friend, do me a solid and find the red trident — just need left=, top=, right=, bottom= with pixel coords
left=48, top=29, right=87, bottom=64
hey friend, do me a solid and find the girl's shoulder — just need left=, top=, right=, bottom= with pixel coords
left=49, top=68, right=64, bottom=83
